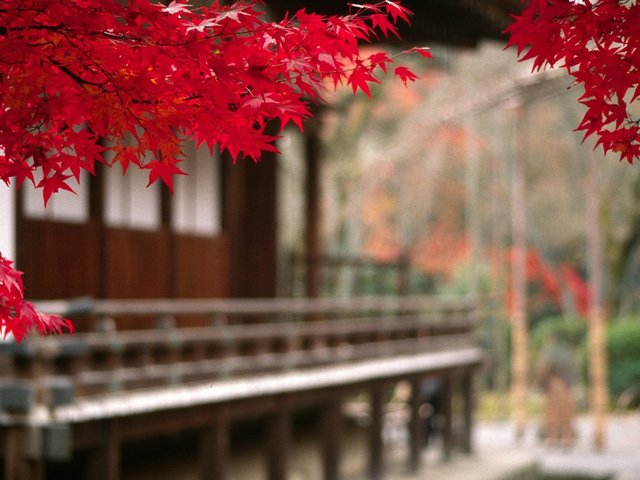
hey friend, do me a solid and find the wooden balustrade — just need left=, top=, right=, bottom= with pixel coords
left=0, top=295, right=483, bottom=480
left=1, top=296, right=477, bottom=402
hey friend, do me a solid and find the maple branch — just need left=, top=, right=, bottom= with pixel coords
left=46, top=57, right=106, bottom=89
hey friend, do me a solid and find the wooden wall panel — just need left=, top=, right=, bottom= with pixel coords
left=17, top=220, right=101, bottom=300
left=172, top=234, right=230, bottom=299
left=101, top=228, right=172, bottom=330
left=103, top=228, right=171, bottom=299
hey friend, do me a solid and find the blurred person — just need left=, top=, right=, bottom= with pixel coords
left=537, top=332, right=578, bottom=448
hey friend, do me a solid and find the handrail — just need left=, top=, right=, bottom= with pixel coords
left=32, top=294, right=478, bottom=318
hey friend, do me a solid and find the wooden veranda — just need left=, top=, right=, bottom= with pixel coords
left=0, top=295, right=482, bottom=480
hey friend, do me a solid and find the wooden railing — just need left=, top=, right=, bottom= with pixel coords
left=0, top=296, right=478, bottom=410
left=0, top=295, right=483, bottom=480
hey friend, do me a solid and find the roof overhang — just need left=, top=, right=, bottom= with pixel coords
left=265, top=0, right=523, bottom=48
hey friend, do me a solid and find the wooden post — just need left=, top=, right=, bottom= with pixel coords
left=407, top=377, right=424, bottom=474
left=86, top=420, right=120, bottom=480
left=199, top=410, right=230, bottom=480
left=321, top=396, right=342, bottom=480
left=368, top=384, right=385, bottom=480
left=586, top=152, right=608, bottom=451
left=461, top=370, right=474, bottom=454
left=267, top=410, right=291, bottom=480
left=441, top=375, right=453, bottom=462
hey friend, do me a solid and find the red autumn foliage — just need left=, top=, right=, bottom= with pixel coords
left=0, top=254, right=74, bottom=341
left=506, top=0, right=640, bottom=163
left=0, top=0, right=426, bottom=340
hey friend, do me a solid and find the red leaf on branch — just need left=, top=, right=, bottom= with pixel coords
left=0, top=254, right=73, bottom=342
left=394, top=65, right=419, bottom=86
left=506, top=0, right=640, bottom=163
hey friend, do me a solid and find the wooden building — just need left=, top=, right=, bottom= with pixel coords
left=0, top=0, right=521, bottom=315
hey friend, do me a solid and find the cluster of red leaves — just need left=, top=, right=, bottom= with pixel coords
left=0, top=254, right=74, bottom=341
left=0, top=0, right=429, bottom=340
left=0, top=0, right=429, bottom=201
left=506, top=0, right=640, bottom=162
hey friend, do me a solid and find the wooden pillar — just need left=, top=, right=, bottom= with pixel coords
left=86, top=420, right=120, bottom=480
left=267, top=410, right=291, bottom=480
left=407, top=377, right=424, bottom=474
left=321, top=396, right=342, bottom=480
left=223, top=140, right=278, bottom=299
left=199, top=410, right=230, bottom=480
left=368, top=384, right=385, bottom=480
left=461, top=370, right=474, bottom=454
left=441, top=375, right=453, bottom=462
left=304, top=114, right=323, bottom=299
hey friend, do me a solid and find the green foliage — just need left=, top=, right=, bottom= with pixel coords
left=607, top=319, right=640, bottom=397
left=530, top=316, right=588, bottom=354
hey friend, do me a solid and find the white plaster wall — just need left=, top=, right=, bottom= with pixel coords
left=0, top=182, right=15, bottom=261
left=172, top=142, right=221, bottom=236
left=104, top=164, right=161, bottom=231
left=22, top=173, right=88, bottom=223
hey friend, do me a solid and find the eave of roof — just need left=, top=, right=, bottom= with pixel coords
left=265, top=0, right=522, bottom=47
